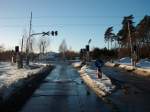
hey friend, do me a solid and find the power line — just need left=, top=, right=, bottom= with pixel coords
left=0, top=15, right=146, bottom=19
left=0, top=24, right=121, bottom=28
left=33, top=24, right=121, bottom=26
left=32, top=15, right=144, bottom=19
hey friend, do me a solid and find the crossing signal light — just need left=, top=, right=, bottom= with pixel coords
left=51, top=31, right=58, bottom=36
left=55, top=31, right=58, bottom=36
left=41, top=31, right=58, bottom=36
left=51, top=31, right=54, bottom=36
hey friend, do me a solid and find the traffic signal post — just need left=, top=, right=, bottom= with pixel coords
left=26, top=30, right=58, bottom=66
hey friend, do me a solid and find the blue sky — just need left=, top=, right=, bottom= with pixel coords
left=0, top=0, right=149, bottom=52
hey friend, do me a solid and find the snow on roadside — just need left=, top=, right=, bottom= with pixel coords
left=0, top=67, right=42, bottom=87
left=72, top=61, right=82, bottom=68
left=115, top=57, right=150, bottom=69
left=80, top=65, right=115, bottom=94
left=0, top=62, right=48, bottom=99
left=30, top=62, right=49, bottom=67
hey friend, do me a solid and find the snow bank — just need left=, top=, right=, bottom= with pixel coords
left=72, top=61, right=82, bottom=68
left=0, top=67, right=43, bottom=87
left=0, top=62, right=47, bottom=99
left=105, top=62, right=116, bottom=67
left=80, top=65, right=115, bottom=94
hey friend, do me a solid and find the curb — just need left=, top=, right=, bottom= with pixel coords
left=79, top=70, right=107, bottom=97
left=72, top=64, right=120, bottom=112
left=76, top=68, right=120, bottom=112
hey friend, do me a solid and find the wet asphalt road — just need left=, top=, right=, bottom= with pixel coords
left=20, top=62, right=111, bottom=112
left=103, top=67, right=150, bottom=112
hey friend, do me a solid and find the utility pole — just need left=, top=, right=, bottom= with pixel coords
left=127, top=20, right=133, bottom=66
left=29, top=12, right=32, bottom=53
left=25, top=12, right=58, bottom=65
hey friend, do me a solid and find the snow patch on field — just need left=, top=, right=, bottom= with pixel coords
left=115, top=57, right=150, bottom=69
left=136, top=59, right=150, bottom=69
left=116, top=57, right=131, bottom=65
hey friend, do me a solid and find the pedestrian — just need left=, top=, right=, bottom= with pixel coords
left=95, top=59, right=104, bottom=79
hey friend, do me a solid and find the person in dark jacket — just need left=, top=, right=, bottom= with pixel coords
left=95, top=59, right=104, bottom=78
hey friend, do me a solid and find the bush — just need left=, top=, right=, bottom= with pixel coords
left=91, top=47, right=118, bottom=60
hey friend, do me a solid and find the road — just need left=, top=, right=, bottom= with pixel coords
left=19, top=62, right=150, bottom=112
left=103, top=66, right=150, bottom=112
left=20, top=62, right=111, bottom=112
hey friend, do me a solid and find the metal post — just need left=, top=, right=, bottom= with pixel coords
left=87, top=39, right=91, bottom=62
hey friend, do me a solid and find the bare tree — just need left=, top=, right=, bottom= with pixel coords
left=38, top=36, right=50, bottom=54
left=59, top=39, right=67, bottom=59
left=19, top=29, right=28, bottom=52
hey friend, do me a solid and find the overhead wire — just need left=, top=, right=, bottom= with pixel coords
left=0, top=24, right=121, bottom=28
left=0, top=15, right=144, bottom=28
left=0, top=15, right=144, bottom=19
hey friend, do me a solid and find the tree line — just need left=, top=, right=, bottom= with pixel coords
left=104, top=15, right=150, bottom=59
